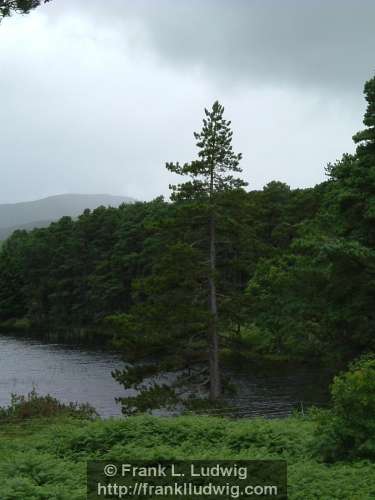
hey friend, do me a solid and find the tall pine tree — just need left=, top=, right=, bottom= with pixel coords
left=167, top=101, right=246, bottom=400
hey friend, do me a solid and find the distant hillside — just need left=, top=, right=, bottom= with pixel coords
left=0, top=220, right=54, bottom=241
left=0, top=194, right=134, bottom=240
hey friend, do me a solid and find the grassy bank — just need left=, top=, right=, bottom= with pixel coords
left=0, top=415, right=374, bottom=499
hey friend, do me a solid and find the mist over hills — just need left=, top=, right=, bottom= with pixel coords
left=0, top=194, right=134, bottom=240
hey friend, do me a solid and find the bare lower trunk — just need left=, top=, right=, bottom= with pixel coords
left=208, top=214, right=221, bottom=400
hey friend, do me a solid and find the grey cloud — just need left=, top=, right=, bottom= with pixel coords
left=0, top=1, right=373, bottom=204
left=44, top=0, right=375, bottom=92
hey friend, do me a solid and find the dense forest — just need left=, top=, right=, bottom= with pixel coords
left=0, top=181, right=323, bottom=349
left=2, top=4, right=375, bottom=499
left=0, top=75, right=374, bottom=410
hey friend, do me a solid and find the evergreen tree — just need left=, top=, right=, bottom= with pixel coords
left=0, top=0, right=50, bottom=20
left=167, top=101, right=246, bottom=400
left=327, top=75, right=375, bottom=245
left=248, top=74, right=375, bottom=359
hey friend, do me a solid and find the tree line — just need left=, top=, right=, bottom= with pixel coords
left=0, top=75, right=374, bottom=412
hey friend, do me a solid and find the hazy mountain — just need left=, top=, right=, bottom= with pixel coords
left=0, top=220, right=55, bottom=241
left=0, top=194, right=134, bottom=240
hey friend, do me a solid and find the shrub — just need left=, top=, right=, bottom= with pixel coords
left=0, top=389, right=97, bottom=421
left=314, top=355, right=375, bottom=461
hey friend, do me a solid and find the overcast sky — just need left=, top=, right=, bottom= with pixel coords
left=0, top=0, right=374, bottom=203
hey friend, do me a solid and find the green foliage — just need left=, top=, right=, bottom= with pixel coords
left=0, top=389, right=97, bottom=421
left=247, top=235, right=375, bottom=358
left=0, top=200, right=169, bottom=338
left=0, top=415, right=375, bottom=499
left=0, top=317, right=31, bottom=333
left=246, top=74, right=375, bottom=360
left=326, top=75, right=375, bottom=246
left=0, top=168, right=324, bottom=363
left=0, top=0, right=51, bottom=20
left=313, top=355, right=375, bottom=461
left=115, top=101, right=251, bottom=409
left=0, top=76, right=374, bottom=414
left=167, top=100, right=246, bottom=200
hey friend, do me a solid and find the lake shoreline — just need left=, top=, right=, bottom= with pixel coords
left=0, top=334, right=334, bottom=419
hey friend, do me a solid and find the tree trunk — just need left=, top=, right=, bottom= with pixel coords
left=208, top=213, right=221, bottom=400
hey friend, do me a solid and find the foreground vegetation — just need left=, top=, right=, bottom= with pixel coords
left=0, top=414, right=374, bottom=499
left=0, top=359, right=374, bottom=498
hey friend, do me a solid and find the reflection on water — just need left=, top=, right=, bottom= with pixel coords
left=223, top=366, right=333, bottom=418
left=0, top=335, right=126, bottom=417
left=0, top=335, right=333, bottom=418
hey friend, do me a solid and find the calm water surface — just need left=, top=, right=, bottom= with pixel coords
left=0, top=334, right=333, bottom=417
left=0, top=335, right=126, bottom=416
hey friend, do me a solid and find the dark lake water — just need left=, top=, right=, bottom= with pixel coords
left=0, top=334, right=334, bottom=418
